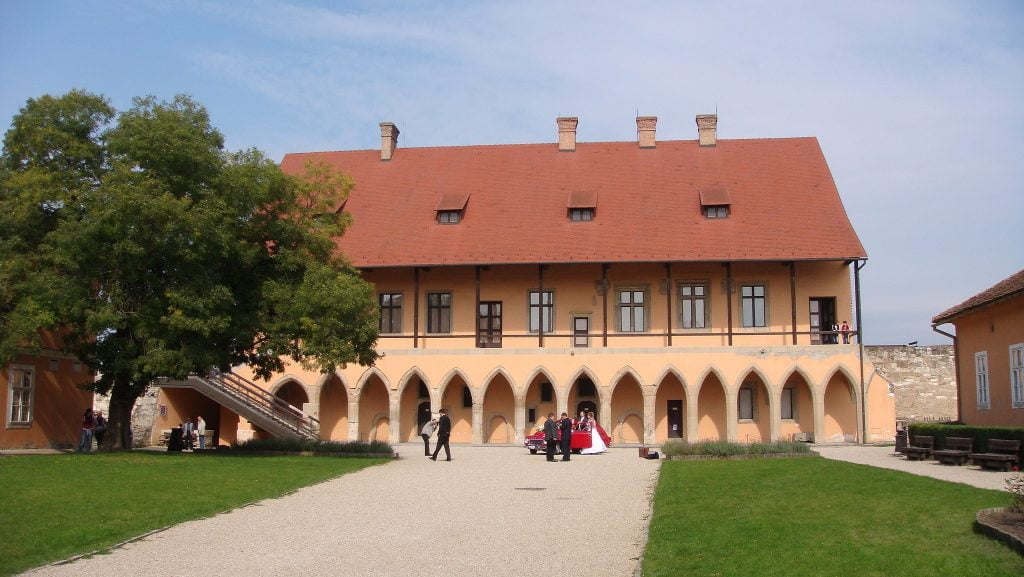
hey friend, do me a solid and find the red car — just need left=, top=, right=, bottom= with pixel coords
left=525, top=424, right=611, bottom=454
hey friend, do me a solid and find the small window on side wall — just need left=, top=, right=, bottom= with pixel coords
left=438, top=210, right=461, bottom=224
left=569, top=208, right=594, bottom=221
left=704, top=205, right=729, bottom=219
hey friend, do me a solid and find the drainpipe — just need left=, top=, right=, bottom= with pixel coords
left=932, top=323, right=960, bottom=423
left=854, top=259, right=867, bottom=444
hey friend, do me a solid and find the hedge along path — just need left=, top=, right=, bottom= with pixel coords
left=25, top=445, right=661, bottom=577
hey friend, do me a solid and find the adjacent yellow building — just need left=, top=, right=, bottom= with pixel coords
left=153, top=114, right=896, bottom=446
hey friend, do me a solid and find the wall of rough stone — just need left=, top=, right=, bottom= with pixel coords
left=865, top=345, right=957, bottom=422
left=92, top=387, right=160, bottom=447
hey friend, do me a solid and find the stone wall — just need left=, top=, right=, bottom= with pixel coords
left=92, top=387, right=160, bottom=447
left=865, top=345, right=957, bottom=422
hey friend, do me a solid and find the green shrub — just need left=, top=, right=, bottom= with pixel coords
left=233, top=438, right=393, bottom=454
left=661, top=440, right=811, bottom=457
left=907, top=423, right=1024, bottom=453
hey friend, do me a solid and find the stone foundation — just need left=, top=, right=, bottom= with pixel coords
left=865, top=345, right=957, bottom=422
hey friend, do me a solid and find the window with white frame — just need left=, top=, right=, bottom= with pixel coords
left=618, top=288, right=646, bottom=332
left=1010, top=343, right=1024, bottom=408
left=7, top=365, right=35, bottom=427
left=679, top=282, right=708, bottom=329
left=975, top=351, right=989, bottom=409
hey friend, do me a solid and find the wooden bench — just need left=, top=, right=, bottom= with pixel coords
left=932, top=437, right=973, bottom=466
left=903, top=436, right=934, bottom=461
left=970, top=439, right=1022, bottom=471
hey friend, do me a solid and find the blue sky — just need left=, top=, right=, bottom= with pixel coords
left=2, top=0, right=1022, bottom=345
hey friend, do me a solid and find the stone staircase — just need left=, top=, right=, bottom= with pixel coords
left=159, top=371, right=319, bottom=440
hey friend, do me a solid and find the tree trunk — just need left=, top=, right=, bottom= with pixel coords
left=105, top=384, right=142, bottom=450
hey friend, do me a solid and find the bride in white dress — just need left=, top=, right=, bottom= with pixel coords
left=581, top=412, right=608, bottom=454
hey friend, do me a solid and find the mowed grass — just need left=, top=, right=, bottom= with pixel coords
left=643, top=458, right=1024, bottom=577
left=0, top=452, right=388, bottom=576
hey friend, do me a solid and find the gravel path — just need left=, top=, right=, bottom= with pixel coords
left=813, top=444, right=1018, bottom=491
left=25, top=445, right=660, bottom=577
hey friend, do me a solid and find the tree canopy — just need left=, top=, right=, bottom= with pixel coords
left=0, top=90, right=379, bottom=447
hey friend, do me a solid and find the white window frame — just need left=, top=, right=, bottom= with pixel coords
left=7, top=364, right=36, bottom=428
left=617, top=287, right=648, bottom=333
left=528, top=290, right=554, bottom=333
left=679, top=281, right=709, bottom=330
left=1010, top=343, right=1024, bottom=409
left=975, top=351, right=989, bottom=410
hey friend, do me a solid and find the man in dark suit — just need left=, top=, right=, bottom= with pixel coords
left=558, top=412, right=573, bottom=461
left=543, top=413, right=558, bottom=462
left=429, top=408, right=452, bottom=461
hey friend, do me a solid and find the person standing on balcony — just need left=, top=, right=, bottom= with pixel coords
left=420, top=418, right=438, bottom=456
left=429, top=409, right=451, bottom=461
left=840, top=321, right=851, bottom=344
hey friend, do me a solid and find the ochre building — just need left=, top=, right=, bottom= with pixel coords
left=932, top=268, right=1024, bottom=427
left=153, top=114, right=896, bottom=446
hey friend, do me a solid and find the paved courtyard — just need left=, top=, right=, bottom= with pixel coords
left=25, top=445, right=661, bottom=577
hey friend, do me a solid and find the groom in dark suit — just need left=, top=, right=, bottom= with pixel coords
left=558, top=412, right=573, bottom=461
left=429, top=409, right=451, bottom=461
left=543, top=413, right=558, bottom=462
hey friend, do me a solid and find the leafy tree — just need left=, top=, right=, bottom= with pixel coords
left=1, top=91, right=379, bottom=448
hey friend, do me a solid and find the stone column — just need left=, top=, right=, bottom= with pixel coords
left=643, top=392, right=656, bottom=445
left=686, top=397, right=699, bottom=442
left=768, top=391, right=781, bottom=442
left=388, top=397, right=401, bottom=444
left=348, top=399, right=359, bottom=441
left=472, top=402, right=484, bottom=444
left=813, top=389, right=825, bottom=443
left=600, top=397, right=612, bottom=434
left=725, top=391, right=738, bottom=442
left=514, top=395, right=526, bottom=444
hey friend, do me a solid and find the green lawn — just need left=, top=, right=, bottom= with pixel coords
left=0, top=452, right=388, bottom=576
left=643, top=458, right=1024, bottom=577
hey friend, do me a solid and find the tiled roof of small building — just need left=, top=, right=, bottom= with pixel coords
left=932, top=268, right=1024, bottom=324
left=280, top=137, right=867, bottom=268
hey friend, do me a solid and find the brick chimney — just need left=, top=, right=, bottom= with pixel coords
left=380, top=122, right=399, bottom=161
left=557, top=117, right=578, bottom=152
left=696, top=114, right=717, bottom=147
left=636, top=116, right=657, bottom=149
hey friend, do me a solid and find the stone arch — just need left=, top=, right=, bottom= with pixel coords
left=312, top=370, right=348, bottom=406
left=398, top=367, right=431, bottom=443
left=357, top=372, right=390, bottom=442
left=368, top=411, right=390, bottom=442
left=318, top=372, right=349, bottom=441
left=613, top=409, right=644, bottom=444
left=567, top=366, right=603, bottom=422
left=822, top=366, right=859, bottom=443
left=779, top=368, right=815, bottom=442
left=479, top=366, right=516, bottom=400
left=522, top=367, right=558, bottom=438
left=692, top=365, right=728, bottom=400
left=731, top=365, right=774, bottom=395
left=821, top=364, right=862, bottom=405
left=735, top=368, right=771, bottom=443
left=485, top=412, right=514, bottom=444
left=355, top=367, right=392, bottom=399
left=438, top=368, right=473, bottom=443
left=270, top=377, right=309, bottom=409
left=608, top=366, right=645, bottom=397
left=654, top=368, right=687, bottom=443
left=610, top=368, right=644, bottom=444
left=696, top=370, right=727, bottom=441
left=481, top=369, right=515, bottom=444
left=653, top=365, right=688, bottom=391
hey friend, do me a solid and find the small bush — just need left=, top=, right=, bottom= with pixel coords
left=1007, top=475, right=1024, bottom=513
left=233, top=438, right=393, bottom=454
left=661, top=440, right=811, bottom=457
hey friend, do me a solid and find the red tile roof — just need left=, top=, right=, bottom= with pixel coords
left=932, top=268, right=1024, bottom=325
left=281, top=137, right=867, bottom=268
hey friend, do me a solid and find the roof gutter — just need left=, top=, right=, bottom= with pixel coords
left=931, top=322, right=961, bottom=423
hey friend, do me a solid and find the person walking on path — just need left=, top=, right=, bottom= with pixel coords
left=196, top=416, right=207, bottom=450
left=93, top=411, right=107, bottom=449
left=558, top=412, right=573, bottom=461
left=429, top=409, right=451, bottom=461
left=78, top=408, right=95, bottom=452
left=420, top=418, right=438, bottom=456
left=543, top=413, right=558, bottom=462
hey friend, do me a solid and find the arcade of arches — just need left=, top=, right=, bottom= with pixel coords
left=247, top=360, right=889, bottom=446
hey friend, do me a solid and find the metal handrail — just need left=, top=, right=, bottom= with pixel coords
left=198, top=371, right=319, bottom=439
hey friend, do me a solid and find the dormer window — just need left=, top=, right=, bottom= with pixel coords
left=699, top=185, right=731, bottom=220
left=570, top=208, right=594, bottom=221
left=567, top=191, right=597, bottom=222
left=435, top=193, right=469, bottom=225
left=438, top=210, right=461, bottom=224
